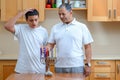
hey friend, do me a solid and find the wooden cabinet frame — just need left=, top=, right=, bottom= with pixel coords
left=0, top=0, right=45, bottom=22
left=87, top=0, right=120, bottom=21
left=0, top=60, right=16, bottom=80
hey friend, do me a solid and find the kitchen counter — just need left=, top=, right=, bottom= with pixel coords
left=6, top=73, right=84, bottom=80
left=0, top=53, right=18, bottom=60
left=0, top=53, right=120, bottom=60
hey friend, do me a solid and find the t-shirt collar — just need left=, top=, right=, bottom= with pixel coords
left=62, top=18, right=77, bottom=25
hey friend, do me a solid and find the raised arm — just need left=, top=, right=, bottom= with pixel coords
left=4, top=9, right=33, bottom=33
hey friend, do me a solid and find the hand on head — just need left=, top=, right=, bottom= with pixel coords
left=23, top=8, right=35, bottom=14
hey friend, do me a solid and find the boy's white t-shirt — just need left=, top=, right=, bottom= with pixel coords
left=14, top=24, right=48, bottom=73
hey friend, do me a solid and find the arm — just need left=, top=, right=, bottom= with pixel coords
left=4, top=11, right=24, bottom=33
left=84, top=43, right=92, bottom=77
left=85, top=43, right=92, bottom=64
left=4, top=9, right=33, bottom=33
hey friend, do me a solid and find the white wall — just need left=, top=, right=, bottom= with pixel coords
left=0, top=10, right=120, bottom=58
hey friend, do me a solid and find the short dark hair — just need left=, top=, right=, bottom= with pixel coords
left=25, top=9, right=39, bottom=20
left=59, top=3, right=72, bottom=12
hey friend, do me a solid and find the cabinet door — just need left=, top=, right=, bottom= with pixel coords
left=112, top=0, right=120, bottom=21
left=1, top=0, right=23, bottom=21
left=91, top=60, right=115, bottom=73
left=116, top=61, right=120, bottom=80
left=87, top=0, right=112, bottom=21
left=23, top=0, right=45, bottom=22
left=3, top=65, right=15, bottom=80
left=0, top=60, right=16, bottom=80
left=90, top=73, right=115, bottom=80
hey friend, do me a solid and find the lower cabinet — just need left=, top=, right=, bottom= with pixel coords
left=116, top=60, right=120, bottom=80
left=90, top=60, right=115, bottom=80
left=0, top=60, right=16, bottom=80
left=1, top=60, right=120, bottom=80
left=90, top=73, right=115, bottom=80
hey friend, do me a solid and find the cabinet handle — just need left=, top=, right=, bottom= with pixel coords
left=114, top=9, right=116, bottom=19
left=117, top=64, right=120, bottom=74
left=108, top=9, right=111, bottom=19
left=96, top=74, right=108, bottom=78
left=96, top=61, right=107, bottom=65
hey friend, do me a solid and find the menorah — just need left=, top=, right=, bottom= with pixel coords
left=40, top=48, right=56, bottom=76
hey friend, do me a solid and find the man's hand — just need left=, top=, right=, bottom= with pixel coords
left=84, top=66, right=91, bottom=77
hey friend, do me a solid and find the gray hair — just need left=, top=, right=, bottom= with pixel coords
left=59, top=3, right=72, bottom=12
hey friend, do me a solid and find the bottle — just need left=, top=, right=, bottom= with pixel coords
left=52, top=0, right=57, bottom=8
left=56, top=0, right=62, bottom=8
left=46, top=0, right=52, bottom=8
left=74, top=1, right=80, bottom=8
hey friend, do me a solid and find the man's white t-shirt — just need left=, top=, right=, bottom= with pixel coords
left=14, top=24, right=48, bottom=73
left=48, top=19, right=93, bottom=68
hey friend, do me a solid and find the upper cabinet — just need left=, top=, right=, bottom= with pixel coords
left=87, top=0, right=120, bottom=21
left=1, top=0, right=22, bottom=21
left=22, top=0, right=45, bottom=22
left=1, top=0, right=45, bottom=22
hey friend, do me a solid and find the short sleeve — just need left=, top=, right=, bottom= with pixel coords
left=43, top=29, right=48, bottom=46
left=48, top=26, right=56, bottom=44
left=14, top=24, right=21, bottom=38
left=82, top=24, right=94, bottom=45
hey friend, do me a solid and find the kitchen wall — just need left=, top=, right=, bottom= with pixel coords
left=0, top=10, right=120, bottom=58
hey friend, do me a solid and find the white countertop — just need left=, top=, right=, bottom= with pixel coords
left=0, top=53, right=18, bottom=60
left=0, top=53, right=120, bottom=60
left=91, top=54, right=120, bottom=60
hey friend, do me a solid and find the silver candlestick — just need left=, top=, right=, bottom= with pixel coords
left=40, top=48, right=56, bottom=76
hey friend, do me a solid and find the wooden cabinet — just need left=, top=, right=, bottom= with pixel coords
left=1, top=0, right=45, bottom=22
left=90, top=60, right=115, bottom=80
left=22, top=0, right=45, bottom=22
left=87, top=0, right=120, bottom=21
left=0, top=60, right=55, bottom=80
left=1, top=0, right=22, bottom=21
left=1, top=60, right=120, bottom=80
left=0, top=60, right=16, bottom=80
left=116, top=60, right=120, bottom=80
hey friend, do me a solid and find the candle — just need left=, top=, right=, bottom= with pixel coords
left=40, top=48, right=44, bottom=58
left=46, top=48, right=49, bottom=57
left=44, top=48, right=46, bottom=57
left=53, top=47, right=57, bottom=57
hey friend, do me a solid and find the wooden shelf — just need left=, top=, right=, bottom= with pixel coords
left=45, top=8, right=87, bottom=11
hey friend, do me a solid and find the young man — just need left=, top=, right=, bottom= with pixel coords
left=4, top=9, right=48, bottom=73
left=47, top=3, right=93, bottom=77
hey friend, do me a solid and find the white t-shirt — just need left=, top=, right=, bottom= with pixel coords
left=14, top=24, right=48, bottom=73
left=48, top=18, right=93, bottom=67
